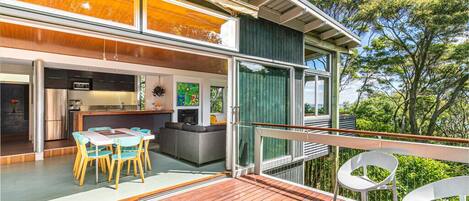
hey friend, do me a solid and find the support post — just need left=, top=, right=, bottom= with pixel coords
left=33, top=59, right=45, bottom=160
left=331, top=52, right=341, bottom=192
left=254, top=126, right=263, bottom=175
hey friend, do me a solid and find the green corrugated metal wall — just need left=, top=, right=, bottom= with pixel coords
left=238, top=62, right=291, bottom=165
left=239, top=15, right=304, bottom=65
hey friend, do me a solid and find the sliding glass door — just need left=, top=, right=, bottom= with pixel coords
left=235, top=61, right=291, bottom=167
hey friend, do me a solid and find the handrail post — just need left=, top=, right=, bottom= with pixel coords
left=254, top=126, right=263, bottom=175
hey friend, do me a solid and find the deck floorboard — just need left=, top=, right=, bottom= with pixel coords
left=160, top=174, right=342, bottom=201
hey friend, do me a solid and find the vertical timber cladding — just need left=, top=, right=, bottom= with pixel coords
left=238, top=63, right=290, bottom=165
left=239, top=15, right=304, bottom=65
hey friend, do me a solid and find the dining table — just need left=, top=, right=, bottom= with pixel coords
left=82, top=128, right=155, bottom=183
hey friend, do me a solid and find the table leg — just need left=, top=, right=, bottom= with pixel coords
left=95, top=145, right=99, bottom=184
left=144, top=141, right=148, bottom=172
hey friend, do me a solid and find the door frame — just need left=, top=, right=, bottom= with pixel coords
left=228, top=56, right=297, bottom=177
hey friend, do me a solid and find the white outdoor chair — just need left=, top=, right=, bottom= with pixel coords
left=403, top=176, right=469, bottom=201
left=333, top=151, right=399, bottom=201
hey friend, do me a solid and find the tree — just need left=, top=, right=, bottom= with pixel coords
left=356, top=0, right=469, bottom=134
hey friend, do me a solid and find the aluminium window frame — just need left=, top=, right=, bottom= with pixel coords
left=303, top=51, right=332, bottom=119
left=141, top=0, right=240, bottom=51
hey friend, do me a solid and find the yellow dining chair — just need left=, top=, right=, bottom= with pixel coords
left=108, top=136, right=144, bottom=190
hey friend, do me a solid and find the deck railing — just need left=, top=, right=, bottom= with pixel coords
left=252, top=123, right=469, bottom=200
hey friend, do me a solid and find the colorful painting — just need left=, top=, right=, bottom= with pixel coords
left=176, top=82, right=199, bottom=106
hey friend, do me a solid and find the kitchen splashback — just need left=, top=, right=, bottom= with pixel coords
left=68, top=90, right=137, bottom=106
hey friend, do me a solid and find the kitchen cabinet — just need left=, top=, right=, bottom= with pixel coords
left=45, top=68, right=68, bottom=89
left=44, top=68, right=135, bottom=91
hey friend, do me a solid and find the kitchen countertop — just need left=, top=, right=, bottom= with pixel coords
left=74, top=110, right=174, bottom=116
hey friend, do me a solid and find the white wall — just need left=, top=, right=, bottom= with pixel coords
left=170, top=75, right=227, bottom=126
left=68, top=90, right=137, bottom=105
left=144, top=75, right=173, bottom=110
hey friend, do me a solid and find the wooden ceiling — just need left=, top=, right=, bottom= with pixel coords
left=0, top=22, right=228, bottom=75
left=147, top=0, right=227, bottom=44
left=19, top=0, right=135, bottom=25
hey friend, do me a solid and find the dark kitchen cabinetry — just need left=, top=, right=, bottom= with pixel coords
left=45, top=68, right=68, bottom=89
left=44, top=68, right=135, bottom=91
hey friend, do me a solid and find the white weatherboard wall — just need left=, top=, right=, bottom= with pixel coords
left=145, top=75, right=173, bottom=110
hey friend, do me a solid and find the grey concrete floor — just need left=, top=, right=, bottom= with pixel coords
left=1, top=151, right=225, bottom=201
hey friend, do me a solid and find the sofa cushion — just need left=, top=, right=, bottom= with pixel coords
left=182, top=124, right=207, bottom=132
left=165, top=122, right=184, bottom=130
left=205, top=125, right=226, bottom=132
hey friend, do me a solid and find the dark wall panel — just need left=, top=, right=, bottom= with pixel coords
left=239, top=15, right=304, bottom=65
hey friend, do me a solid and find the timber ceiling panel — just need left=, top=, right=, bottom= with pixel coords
left=0, top=22, right=227, bottom=75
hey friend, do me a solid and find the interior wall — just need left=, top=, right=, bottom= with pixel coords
left=144, top=75, right=173, bottom=111
left=68, top=90, right=137, bottom=106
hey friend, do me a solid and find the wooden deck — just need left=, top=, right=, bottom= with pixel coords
left=161, top=174, right=341, bottom=201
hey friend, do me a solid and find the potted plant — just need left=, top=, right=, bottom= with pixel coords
left=10, top=98, right=19, bottom=113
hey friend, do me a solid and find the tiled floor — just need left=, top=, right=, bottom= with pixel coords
left=1, top=151, right=225, bottom=201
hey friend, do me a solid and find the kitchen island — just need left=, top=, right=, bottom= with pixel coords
left=72, top=110, right=173, bottom=132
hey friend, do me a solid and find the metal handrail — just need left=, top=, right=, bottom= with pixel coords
left=252, top=122, right=469, bottom=144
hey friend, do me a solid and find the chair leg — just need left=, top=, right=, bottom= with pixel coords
left=73, top=152, right=81, bottom=175
left=127, top=160, right=131, bottom=175
left=105, top=157, right=111, bottom=174
left=79, top=158, right=88, bottom=186
left=108, top=159, right=115, bottom=182
left=137, top=157, right=144, bottom=183
left=361, top=191, right=368, bottom=201
left=76, top=157, right=84, bottom=180
left=392, top=178, right=398, bottom=201
left=115, top=160, right=122, bottom=190
left=145, top=151, right=152, bottom=171
left=133, top=160, right=138, bottom=176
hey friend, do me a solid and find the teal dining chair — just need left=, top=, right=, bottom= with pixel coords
left=125, top=128, right=152, bottom=170
left=108, top=136, right=144, bottom=190
left=75, top=134, right=112, bottom=186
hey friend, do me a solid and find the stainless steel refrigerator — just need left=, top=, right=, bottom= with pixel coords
left=45, top=89, right=67, bottom=140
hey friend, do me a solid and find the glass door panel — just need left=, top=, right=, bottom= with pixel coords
left=236, top=61, right=290, bottom=166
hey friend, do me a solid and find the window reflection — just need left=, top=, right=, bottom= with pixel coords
left=18, top=0, right=136, bottom=26
left=146, top=0, right=236, bottom=48
left=304, top=75, right=329, bottom=116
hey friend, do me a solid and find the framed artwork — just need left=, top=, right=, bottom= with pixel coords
left=176, top=82, right=199, bottom=106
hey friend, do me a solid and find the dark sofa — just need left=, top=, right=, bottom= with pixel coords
left=159, top=122, right=226, bottom=165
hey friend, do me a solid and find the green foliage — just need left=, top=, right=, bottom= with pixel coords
left=210, top=86, right=224, bottom=113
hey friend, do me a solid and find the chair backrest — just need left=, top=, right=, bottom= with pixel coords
left=88, top=127, right=112, bottom=132
left=114, top=136, right=142, bottom=147
left=114, top=136, right=143, bottom=159
left=75, top=134, right=90, bottom=157
left=338, top=151, right=399, bottom=188
left=403, top=176, right=469, bottom=201
left=130, top=127, right=141, bottom=131
left=139, top=129, right=151, bottom=134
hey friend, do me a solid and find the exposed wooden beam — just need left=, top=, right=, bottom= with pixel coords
left=303, top=19, right=325, bottom=33
left=258, top=7, right=305, bottom=32
left=320, top=29, right=339, bottom=40
left=335, top=36, right=352, bottom=46
left=279, top=7, right=305, bottom=24
left=250, top=0, right=273, bottom=7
